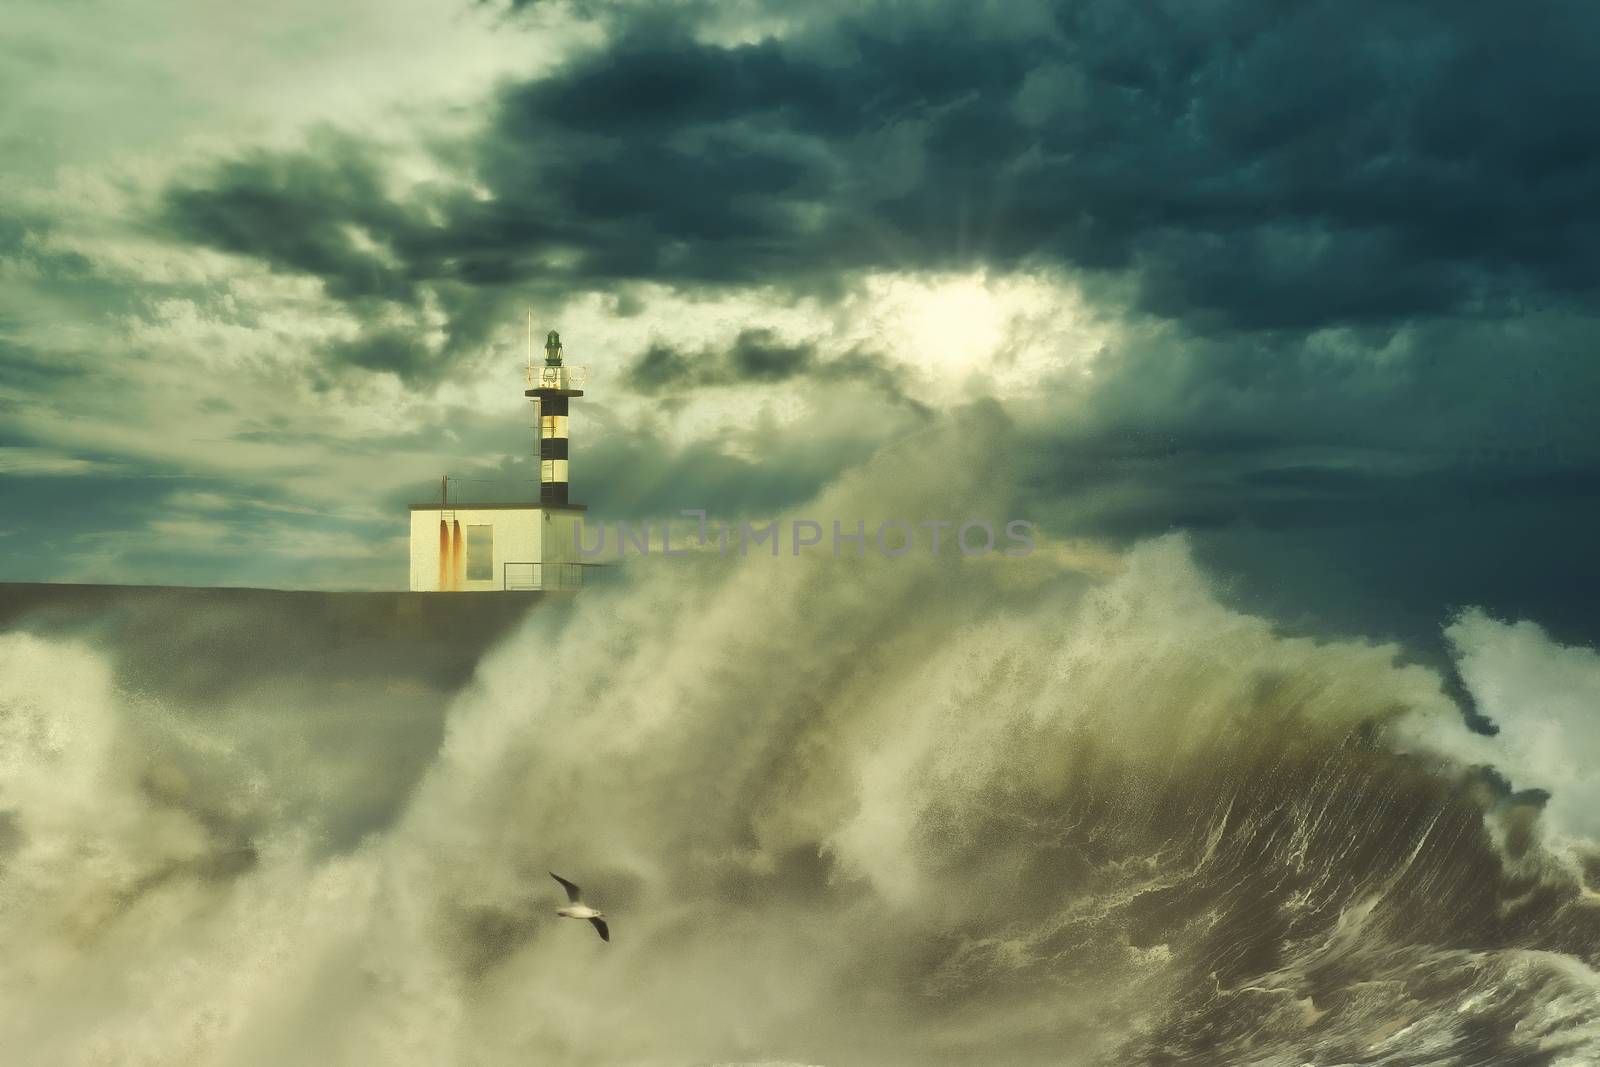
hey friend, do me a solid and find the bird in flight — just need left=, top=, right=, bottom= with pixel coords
left=551, top=872, right=610, bottom=942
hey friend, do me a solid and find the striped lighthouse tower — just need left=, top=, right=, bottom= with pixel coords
left=526, top=327, right=584, bottom=505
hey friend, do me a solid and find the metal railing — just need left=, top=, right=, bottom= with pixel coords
left=502, top=562, right=591, bottom=591
left=525, top=365, right=587, bottom=390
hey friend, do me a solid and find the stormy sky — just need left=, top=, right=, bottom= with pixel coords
left=2, top=0, right=1597, bottom=651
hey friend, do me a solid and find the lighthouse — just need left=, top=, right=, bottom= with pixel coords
left=528, top=330, right=583, bottom=505
left=406, top=325, right=588, bottom=592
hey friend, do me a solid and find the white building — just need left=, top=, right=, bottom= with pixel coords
left=407, top=504, right=588, bottom=591
left=408, top=329, right=590, bottom=592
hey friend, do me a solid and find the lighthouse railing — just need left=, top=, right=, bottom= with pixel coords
left=526, top=365, right=586, bottom=390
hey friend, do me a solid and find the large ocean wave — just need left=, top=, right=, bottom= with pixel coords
left=2, top=421, right=1598, bottom=1065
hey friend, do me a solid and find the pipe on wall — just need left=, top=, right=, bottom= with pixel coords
left=451, top=519, right=464, bottom=590
left=438, top=518, right=450, bottom=591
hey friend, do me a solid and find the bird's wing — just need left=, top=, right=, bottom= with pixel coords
left=589, top=917, right=610, bottom=942
left=550, top=872, right=582, bottom=903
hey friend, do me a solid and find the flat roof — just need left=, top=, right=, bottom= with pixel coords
left=408, top=502, right=588, bottom=511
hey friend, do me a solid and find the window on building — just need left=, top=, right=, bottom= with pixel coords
left=466, top=524, right=493, bottom=581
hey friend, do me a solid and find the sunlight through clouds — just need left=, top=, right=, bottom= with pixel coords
left=847, top=269, right=1111, bottom=401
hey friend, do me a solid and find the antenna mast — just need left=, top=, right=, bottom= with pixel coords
left=528, top=310, right=542, bottom=493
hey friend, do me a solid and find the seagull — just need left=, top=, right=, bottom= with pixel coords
left=551, top=872, right=610, bottom=942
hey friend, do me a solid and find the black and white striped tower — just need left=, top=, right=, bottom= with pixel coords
left=526, top=329, right=585, bottom=505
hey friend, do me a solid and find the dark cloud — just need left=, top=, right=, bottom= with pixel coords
left=1011, top=309, right=1600, bottom=694
left=162, top=130, right=424, bottom=305
left=154, top=0, right=1600, bottom=345
left=159, top=130, right=486, bottom=385
left=0, top=336, right=74, bottom=395
left=0, top=215, right=95, bottom=281
left=324, top=327, right=441, bottom=382
left=625, top=328, right=930, bottom=413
